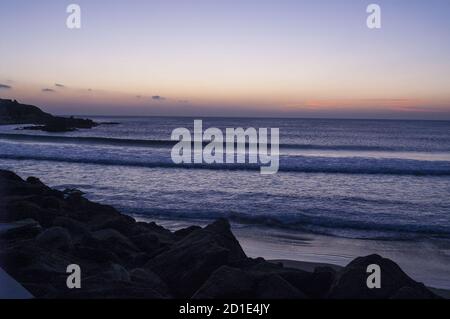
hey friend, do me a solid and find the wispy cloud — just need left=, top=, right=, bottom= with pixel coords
left=0, top=84, right=12, bottom=89
left=303, top=98, right=423, bottom=109
left=55, top=83, right=65, bottom=88
left=42, top=88, right=55, bottom=93
left=152, top=95, right=165, bottom=101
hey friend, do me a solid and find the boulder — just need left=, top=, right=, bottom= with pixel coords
left=246, top=259, right=315, bottom=297
left=0, top=219, right=41, bottom=240
left=0, top=246, right=37, bottom=271
left=255, top=274, right=307, bottom=299
left=146, top=219, right=248, bottom=298
left=174, top=225, right=202, bottom=239
left=4, top=201, right=49, bottom=225
left=0, top=169, right=23, bottom=183
left=71, top=245, right=119, bottom=264
left=130, top=268, right=171, bottom=296
left=91, top=228, right=140, bottom=264
left=103, top=263, right=131, bottom=282
left=90, top=214, right=136, bottom=235
left=92, top=229, right=138, bottom=252
left=328, top=254, right=438, bottom=299
left=130, top=232, right=160, bottom=255
left=193, top=266, right=256, bottom=299
left=40, top=196, right=64, bottom=211
left=52, top=217, right=89, bottom=238
left=36, top=227, right=72, bottom=251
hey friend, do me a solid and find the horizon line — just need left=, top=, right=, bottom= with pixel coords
left=58, top=113, right=450, bottom=122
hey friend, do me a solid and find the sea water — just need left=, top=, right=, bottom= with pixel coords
left=1, top=117, right=449, bottom=288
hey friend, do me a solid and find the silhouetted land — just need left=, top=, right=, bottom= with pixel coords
left=0, top=99, right=97, bottom=132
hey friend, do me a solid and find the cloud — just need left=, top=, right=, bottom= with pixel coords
left=136, top=95, right=142, bottom=99
left=55, top=83, right=65, bottom=88
left=178, top=100, right=189, bottom=103
left=152, top=95, right=165, bottom=101
left=0, top=84, right=12, bottom=89
left=303, top=98, right=422, bottom=108
left=42, top=88, right=55, bottom=92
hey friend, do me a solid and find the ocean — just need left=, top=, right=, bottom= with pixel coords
left=1, top=117, right=449, bottom=288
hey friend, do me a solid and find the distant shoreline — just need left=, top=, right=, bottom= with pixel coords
left=57, top=114, right=450, bottom=122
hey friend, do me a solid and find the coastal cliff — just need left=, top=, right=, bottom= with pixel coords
left=0, top=169, right=440, bottom=299
left=0, top=99, right=97, bottom=132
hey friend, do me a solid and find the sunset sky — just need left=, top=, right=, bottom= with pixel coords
left=1, top=0, right=450, bottom=119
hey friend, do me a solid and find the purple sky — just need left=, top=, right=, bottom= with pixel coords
left=1, top=0, right=450, bottom=119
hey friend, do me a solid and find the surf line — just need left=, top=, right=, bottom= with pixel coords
left=170, top=119, right=280, bottom=174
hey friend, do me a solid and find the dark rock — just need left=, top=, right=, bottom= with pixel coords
left=4, top=200, right=47, bottom=223
left=146, top=219, right=247, bottom=298
left=91, top=228, right=139, bottom=263
left=91, top=214, right=136, bottom=236
left=305, top=266, right=337, bottom=298
left=0, top=246, right=36, bottom=271
left=71, top=245, right=119, bottom=264
left=130, top=252, right=152, bottom=267
left=0, top=98, right=97, bottom=131
left=26, top=176, right=46, bottom=186
left=41, top=196, right=64, bottom=210
left=52, top=217, right=89, bottom=238
left=92, top=229, right=138, bottom=252
left=20, top=124, right=77, bottom=132
left=256, top=274, right=307, bottom=299
left=103, top=263, right=131, bottom=282
left=130, top=268, right=171, bottom=296
left=0, top=98, right=53, bottom=125
left=245, top=259, right=316, bottom=297
left=328, top=254, right=438, bottom=299
left=133, top=221, right=175, bottom=245
left=130, top=232, right=160, bottom=255
left=193, top=266, right=256, bottom=299
left=0, top=219, right=41, bottom=240
left=174, top=225, right=202, bottom=239
left=193, top=266, right=306, bottom=299
left=0, top=169, right=23, bottom=182
left=36, top=227, right=72, bottom=250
